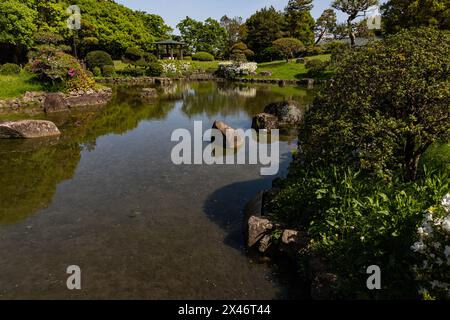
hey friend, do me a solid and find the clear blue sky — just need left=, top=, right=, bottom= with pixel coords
left=116, top=0, right=355, bottom=34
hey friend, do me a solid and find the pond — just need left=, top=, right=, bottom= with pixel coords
left=0, top=81, right=315, bottom=299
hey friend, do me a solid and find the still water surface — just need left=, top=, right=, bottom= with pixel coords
left=0, top=82, right=314, bottom=299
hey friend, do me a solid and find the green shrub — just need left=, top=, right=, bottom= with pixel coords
left=30, top=50, right=95, bottom=91
left=183, top=56, right=192, bottom=61
left=122, top=47, right=144, bottom=65
left=270, top=164, right=449, bottom=299
left=192, top=51, right=214, bottom=61
left=145, top=62, right=163, bottom=76
left=101, top=65, right=115, bottom=77
left=85, top=50, right=114, bottom=69
left=0, top=63, right=21, bottom=75
left=305, top=59, right=327, bottom=77
left=92, top=66, right=102, bottom=77
left=117, top=68, right=145, bottom=77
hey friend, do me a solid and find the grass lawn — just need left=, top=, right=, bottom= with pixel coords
left=0, top=72, right=45, bottom=99
left=420, top=142, right=450, bottom=172
left=245, top=54, right=332, bottom=80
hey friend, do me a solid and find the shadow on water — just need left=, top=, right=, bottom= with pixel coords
left=202, top=151, right=309, bottom=299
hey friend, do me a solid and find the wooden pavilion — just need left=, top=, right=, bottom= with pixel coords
left=154, top=39, right=185, bottom=60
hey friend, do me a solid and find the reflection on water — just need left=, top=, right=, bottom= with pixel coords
left=0, top=81, right=314, bottom=299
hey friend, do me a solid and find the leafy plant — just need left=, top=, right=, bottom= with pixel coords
left=192, top=51, right=215, bottom=61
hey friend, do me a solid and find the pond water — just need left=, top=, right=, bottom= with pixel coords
left=0, top=81, right=315, bottom=299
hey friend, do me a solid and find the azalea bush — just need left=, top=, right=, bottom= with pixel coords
left=411, top=194, right=450, bottom=300
left=30, top=47, right=95, bottom=91
left=216, top=61, right=257, bottom=78
left=161, top=61, right=191, bottom=76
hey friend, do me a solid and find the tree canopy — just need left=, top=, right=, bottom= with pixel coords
left=299, top=27, right=450, bottom=181
left=0, top=0, right=171, bottom=63
left=382, top=0, right=450, bottom=34
left=177, top=17, right=227, bottom=57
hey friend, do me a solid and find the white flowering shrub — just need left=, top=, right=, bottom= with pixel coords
left=411, top=193, right=450, bottom=299
left=161, top=61, right=191, bottom=76
left=217, top=61, right=257, bottom=78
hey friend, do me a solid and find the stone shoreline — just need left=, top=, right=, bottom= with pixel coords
left=95, top=75, right=319, bottom=87
left=0, top=88, right=113, bottom=115
left=245, top=188, right=337, bottom=300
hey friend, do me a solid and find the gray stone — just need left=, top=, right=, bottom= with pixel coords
left=251, top=113, right=279, bottom=131
left=247, top=215, right=273, bottom=247
left=258, top=234, right=273, bottom=253
left=43, top=93, right=68, bottom=113
left=0, top=120, right=61, bottom=139
left=263, top=100, right=304, bottom=125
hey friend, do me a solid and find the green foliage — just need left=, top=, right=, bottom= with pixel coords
left=122, top=47, right=145, bottom=65
left=85, top=50, right=114, bottom=69
left=273, top=38, right=305, bottom=62
left=192, top=51, right=215, bottom=61
left=261, top=46, right=283, bottom=62
left=145, top=62, right=163, bottom=77
left=305, top=58, right=328, bottom=76
left=230, top=42, right=254, bottom=61
left=0, top=63, right=21, bottom=75
left=285, top=0, right=315, bottom=45
left=101, top=65, right=115, bottom=77
left=30, top=47, right=95, bottom=91
left=270, top=164, right=449, bottom=298
left=33, top=31, right=63, bottom=45
left=0, top=0, right=37, bottom=49
left=245, top=7, right=286, bottom=62
left=332, top=0, right=378, bottom=46
left=0, top=0, right=171, bottom=63
left=177, top=17, right=227, bottom=58
left=382, top=0, right=450, bottom=34
left=92, top=66, right=101, bottom=77
left=300, top=27, right=450, bottom=181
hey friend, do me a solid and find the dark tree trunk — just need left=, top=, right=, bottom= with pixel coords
left=347, top=17, right=356, bottom=47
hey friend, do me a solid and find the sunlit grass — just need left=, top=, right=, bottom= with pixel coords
left=0, top=72, right=45, bottom=99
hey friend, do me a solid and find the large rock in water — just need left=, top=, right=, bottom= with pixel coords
left=251, top=113, right=278, bottom=131
left=0, top=120, right=61, bottom=138
left=212, top=120, right=244, bottom=149
left=43, top=93, right=69, bottom=113
left=263, top=100, right=303, bottom=125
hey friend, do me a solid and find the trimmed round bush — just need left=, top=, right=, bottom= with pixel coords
left=183, top=56, right=192, bottom=61
left=85, top=50, right=114, bottom=69
left=92, top=66, right=102, bottom=77
left=101, top=65, right=115, bottom=77
left=192, top=51, right=214, bottom=61
left=305, top=59, right=327, bottom=77
left=0, top=63, right=21, bottom=75
left=145, top=62, right=163, bottom=77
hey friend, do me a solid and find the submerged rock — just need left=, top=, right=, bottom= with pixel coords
left=251, top=113, right=278, bottom=131
left=212, top=120, right=244, bottom=149
left=0, top=120, right=61, bottom=139
left=263, top=100, right=303, bottom=125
